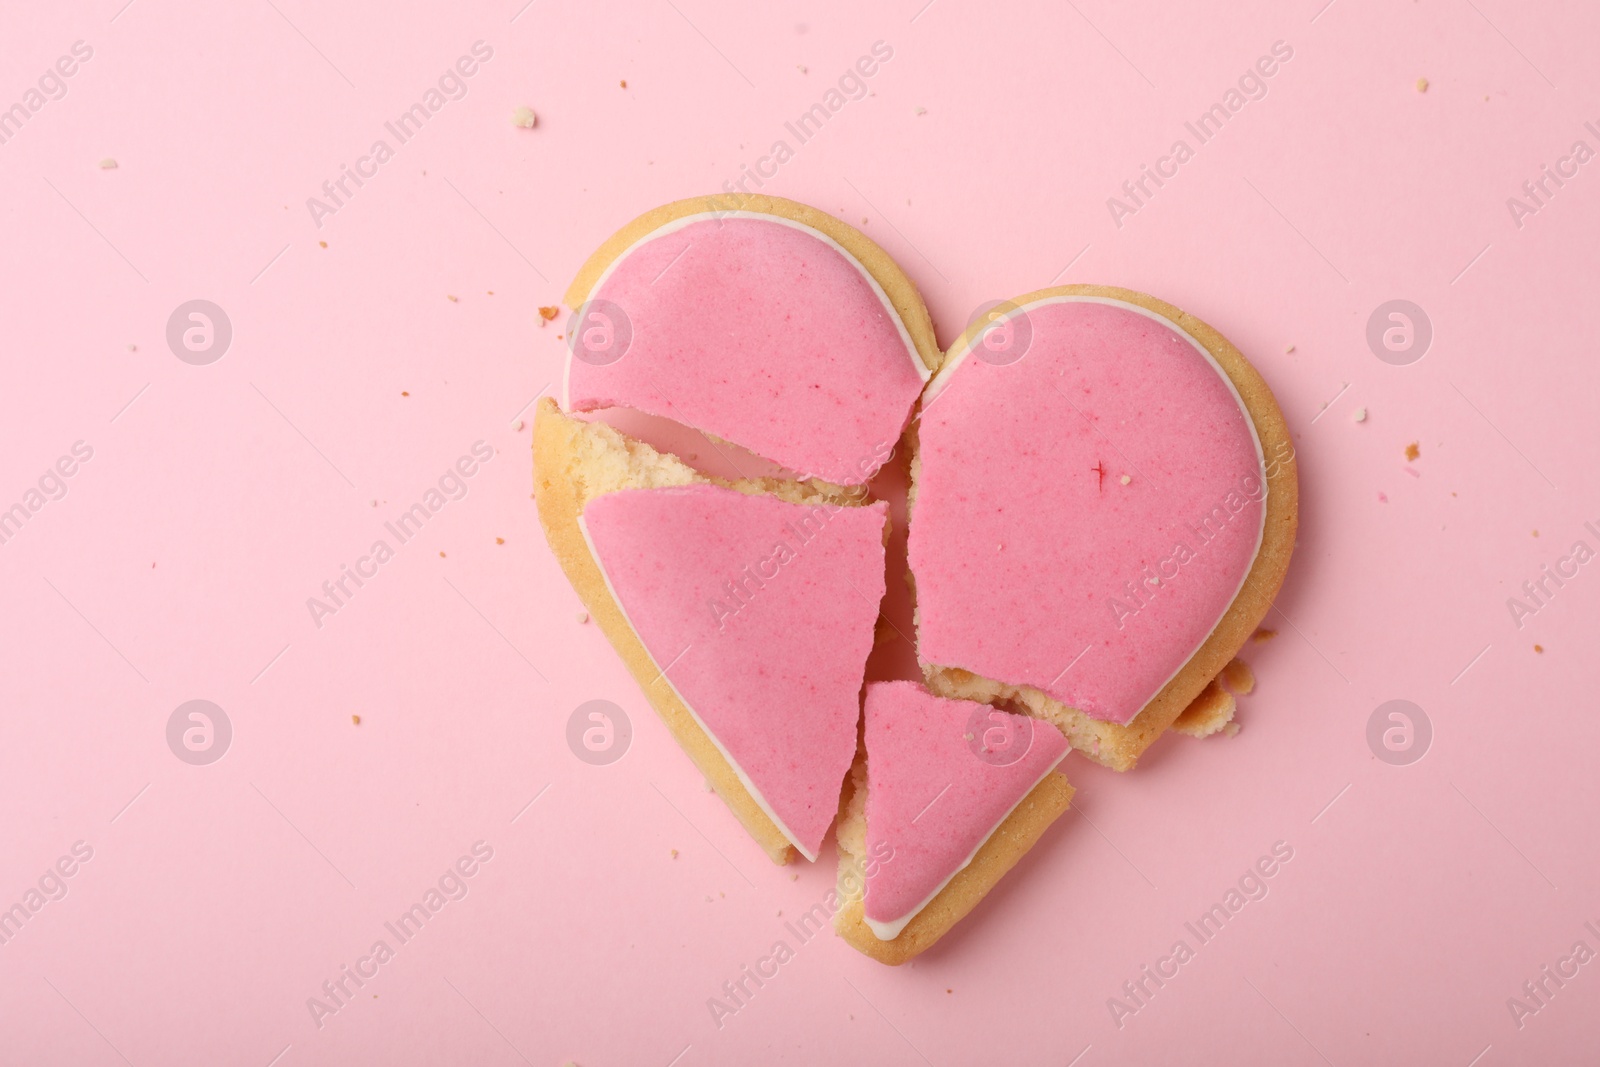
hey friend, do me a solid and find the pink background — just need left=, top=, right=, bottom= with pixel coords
left=3, top=0, right=1597, bottom=1064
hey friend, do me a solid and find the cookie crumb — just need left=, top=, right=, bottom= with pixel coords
left=439, top=551, right=446, bottom=558
left=1285, top=344, right=1295, bottom=354
left=539, top=305, right=559, bottom=325
left=671, top=849, right=678, bottom=859
left=1405, top=441, right=1420, bottom=461
left=318, top=241, right=328, bottom=248
left=1119, top=474, right=1131, bottom=485
left=1534, top=644, right=1544, bottom=653
left=401, top=390, right=410, bottom=397
left=620, top=79, right=627, bottom=89
left=511, top=105, right=537, bottom=128
left=447, top=294, right=458, bottom=302
left=98, top=158, right=117, bottom=169
left=1416, top=77, right=1429, bottom=92
left=577, top=611, right=589, bottom=624
left=1252, top=628, right=1277, bottom=643
left=495, top=537, right=505, bottom=545
left=513, top=419, right=525, bottom=431
left=126, top=343, right=137, bottom=352
left=352, top=715, right=361, bottom=725
left=914, top=106, right=927, bottom=116
left=1532, top=529, right=1539, bottom=538
left=797, top=64, right=808, bottom=74
left=1221, top=658, right=1256, bottom=695
left=790, top=873, right=798, bottom=881
left=1354, top=408, right=1367, bottom=422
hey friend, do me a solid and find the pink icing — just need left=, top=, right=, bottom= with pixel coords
left=909, top=298, right=1265, bottom=725
left=580, top=483, right=888, bottom=859
left=861, top=681, right=1068, bottom=930
left=566, top=214, right=927, bottom=485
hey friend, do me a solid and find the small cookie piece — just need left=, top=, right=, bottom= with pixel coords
left=1170, top=680, right=1236, bottom=738
left=834, top=682, right=1073, bottom=965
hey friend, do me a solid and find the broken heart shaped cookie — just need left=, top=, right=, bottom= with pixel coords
left=909, top=286, right=1297, bottom=771
left=534, top=194, right=1296, bottom=962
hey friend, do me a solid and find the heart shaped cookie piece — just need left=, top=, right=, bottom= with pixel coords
left=909, top=286, right=1297, bottom=771
left=834, top=681, right=1073, bottom=964
left=563, top=194, right=939, bottom=485
left=535, top=400, right=887, bottom=863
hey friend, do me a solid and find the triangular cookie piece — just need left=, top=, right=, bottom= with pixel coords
left=835, top=681, right=1073, bottom=964
left=580, top=481, right=887, bottom=862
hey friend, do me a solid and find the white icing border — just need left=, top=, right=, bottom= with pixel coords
left=865, top=745, right=1069, bottom=941
left=577, top=509, right=820, bottom=863
left=561, top=210, right=932, bottom=411
left=919, top=295, right=1269, bottom=723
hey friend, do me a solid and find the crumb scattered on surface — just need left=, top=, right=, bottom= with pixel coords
left=126, top=343, right=137, bottom=352
left=1252, top=628, right=1277, bottom=643
left=1119, top=474, right=1131, bottom=485
left=1416, top=77, right=1429, bottom=92
left=577, top=611, right=589, bottom=624
left=495, top=537, right=505, bottom=545
left=539, top=305, right=559, bottom=324
left=797, top=64, right=808, bottom=74
left=671, top=849, right=678, bottom=859
left=1405, top=441, right=1420, bottom=461
left=1221, top=658, right=1256, bottom=695
left=914, top=106, right=927, bottom=116
left=98, top=158, right=117, bottom=169
left=514, top=419, right=525, bottom=431
left=790, top=873, right=798, bottom=881
left=439, top=551, right=446, bottom=557
left=620, top=79, right=627, bottom=88
left=1532, top=529, right=1539, bottom=538
left=1354, top=408, right=1367, bottom=422
left=447, top=294, right=458, bottom=302
left=401, top=391, right=409, bottom=396
left=511, top=105, right=537, bottom=128
left=352, top=715, right=361, bottom=725
left=1534, top=644, right=1544, bottom=653
left=1285, top=344, right=1295, bottom=354
left=318, top=241, right=327, bottom=248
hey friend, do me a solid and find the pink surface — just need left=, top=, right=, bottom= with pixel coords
left=569, top=214, right=926, bottom=485
left=5, top=1, right=1600, bottom=1064
left=911, top=298, right=1266, bottom=724
left=860, top=682, right=1068, bottom=930
left=581, top=484, right=885, bottom=859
